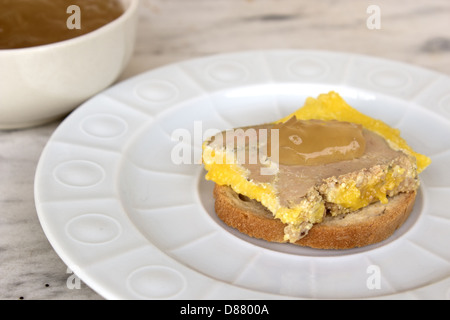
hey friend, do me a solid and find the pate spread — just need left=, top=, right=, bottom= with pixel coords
left=209, top=121, right=414, bottom=207
left=241, top=124, right=412, bottom=207
left=269, top=117, right=366, bottom=166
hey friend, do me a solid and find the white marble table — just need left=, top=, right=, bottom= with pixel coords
left=1, top=0, right=449, bottom=300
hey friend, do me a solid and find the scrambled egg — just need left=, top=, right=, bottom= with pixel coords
left=276, top=91, right=430, bottom=173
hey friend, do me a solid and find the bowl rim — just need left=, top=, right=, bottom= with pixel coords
left=0, top=0, right=139, bottom=53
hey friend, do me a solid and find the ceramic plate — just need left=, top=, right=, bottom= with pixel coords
left=35, top=50, right=450, bottom=299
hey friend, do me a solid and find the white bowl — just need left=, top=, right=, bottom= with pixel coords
left=0, top=0, right=139, bottom=130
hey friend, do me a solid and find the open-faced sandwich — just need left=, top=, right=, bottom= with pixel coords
left=202, top=91, right=430, bottom=249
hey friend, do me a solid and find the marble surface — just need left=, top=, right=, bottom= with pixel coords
left=1, top=0, right=450, bottom=300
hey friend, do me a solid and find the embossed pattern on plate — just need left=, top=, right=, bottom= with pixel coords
left=35, top=50, right=450, bottom=299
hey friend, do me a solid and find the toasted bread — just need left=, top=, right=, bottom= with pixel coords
left=214, top=184, right=416, bottom=249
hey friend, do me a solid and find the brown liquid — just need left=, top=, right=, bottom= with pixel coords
left=0, top=0, right=124, bottom=49
left=269, top=117, right=366, bottom=166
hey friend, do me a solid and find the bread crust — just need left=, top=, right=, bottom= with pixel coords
left=214, top=184, right=416, bottom=249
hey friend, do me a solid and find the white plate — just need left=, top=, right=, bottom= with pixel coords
left=35, top=50, right=450, bottom=300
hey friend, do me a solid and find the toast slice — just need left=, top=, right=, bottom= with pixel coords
left=204, top=92, right=429, bottom=248
left=214, top=184, right=416, bottom=249
left=204, top=123, right=419, bottom=243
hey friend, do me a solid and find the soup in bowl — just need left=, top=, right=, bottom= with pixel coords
left=0, top=0, right=139, bottom=129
